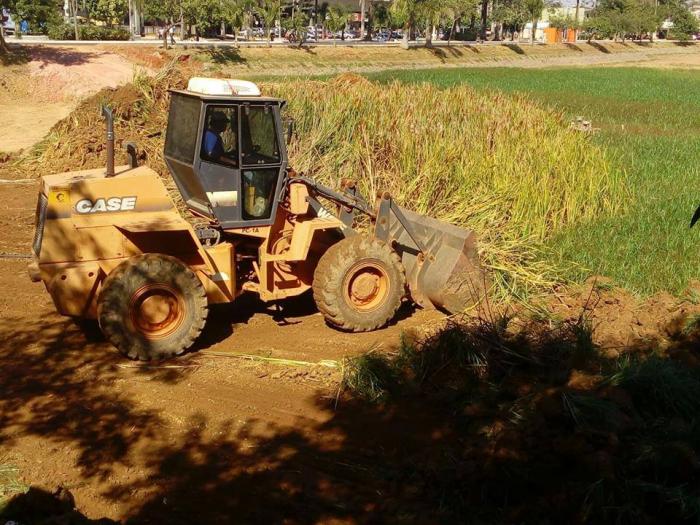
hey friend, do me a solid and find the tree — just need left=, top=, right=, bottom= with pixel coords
left=221, top=0, right=254, bottom=43
left=479, top=0, right=487, bottom=40
left=0, top=0, right=12, bottom=53
left=442, top=0, right=478, bottom=45
left=523, top=0, right=544, bottom=43
left=10, top=0, right=60, bottom=38
left=359, top=0, right=365, bottom=39
left=582, top=10, right=616, bottom=40
left=85, top=0, right=128, bottom=27
left=283, top=6, right=308, bottom=46
left=325, top=5, right=347, bottom=44
left=67, top=0, right=80, bottom=39
left=128, top=0, right=145, bottom=36
left=492, top=0, right=528, bottom=40
left=143, top=0, right=183, bottom=48
left=391, top=0, right=425, bottom=48
left=182, top=0, right=223, bottom=38
left=669, top=5, right=699, bottom=40
left=584, top=0, right=661, bottom=42
left=372, top=0, right=391, bottom=30
left=256, top=0, right=281, bottom=46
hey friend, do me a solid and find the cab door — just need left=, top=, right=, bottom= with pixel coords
left=237, top=103, right=287, bottom=227
left=194, top=104, right=242, bottom=224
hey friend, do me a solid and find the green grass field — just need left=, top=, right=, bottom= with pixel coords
left=367, top=67, right=700, bottom=295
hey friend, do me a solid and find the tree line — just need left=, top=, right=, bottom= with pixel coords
left=1, top=0, right=698, bottom=52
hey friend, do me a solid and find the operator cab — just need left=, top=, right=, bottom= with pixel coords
left=163, top=78, right=288, bottom=229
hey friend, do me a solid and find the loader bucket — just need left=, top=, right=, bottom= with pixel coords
left=386, top=207, right=487, bottom=313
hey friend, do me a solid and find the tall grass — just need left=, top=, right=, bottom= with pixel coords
left=268, top=75, right=625, bottom=293
left=367, top=67, right=700, bottom=295
left=270, top=76, right=623, bottom=240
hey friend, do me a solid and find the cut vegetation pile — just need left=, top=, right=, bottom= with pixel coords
left=1, top=63, right=625, bottom=294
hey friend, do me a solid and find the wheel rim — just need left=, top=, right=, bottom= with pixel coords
left=343, top=262, right=390, bottom=312
left=129, top=283, right=186, bottom=339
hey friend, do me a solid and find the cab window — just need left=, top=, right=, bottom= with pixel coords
left=242, top=169, right=278, bottom=220
left=201, top=106, right=239, bottom=167
left=165, top=94, right=200, bottom=164
left=241, top=106, right=280, bottom=166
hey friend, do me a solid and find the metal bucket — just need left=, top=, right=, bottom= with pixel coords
left=387, top=206, right=487, bottom=313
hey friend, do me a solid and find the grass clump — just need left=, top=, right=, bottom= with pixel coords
left=268, top=76, right=625, bottom=295
left=0, top=463, right=26, bottom=514
left=340, top=351, right=397, bottom=402
left=340, top=311, right=596, bottom=402
left=367, top=66, right=700, bottom=295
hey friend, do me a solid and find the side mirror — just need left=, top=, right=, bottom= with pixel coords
left=284, top=117, right=295, bottom=145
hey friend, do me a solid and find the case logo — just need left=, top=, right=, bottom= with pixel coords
left=75, top=196, right=137, bottom=214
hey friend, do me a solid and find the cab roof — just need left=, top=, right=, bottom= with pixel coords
left=169, top=89, right=285, bottom=105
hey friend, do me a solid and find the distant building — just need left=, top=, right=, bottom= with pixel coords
left=522, top=6, right=589, bottom=42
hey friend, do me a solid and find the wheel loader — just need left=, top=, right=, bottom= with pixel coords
left=28, top=78, right=485, bottom=360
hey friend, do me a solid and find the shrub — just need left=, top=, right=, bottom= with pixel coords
left=46, top=23, right=130, bottom=41
left=46, top=22, right=75, bottom=40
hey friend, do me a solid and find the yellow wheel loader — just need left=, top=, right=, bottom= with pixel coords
left=29, top=78, right=485, bottom=360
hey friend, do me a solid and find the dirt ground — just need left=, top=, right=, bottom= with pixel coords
left=1, top=176, right=699, bottom=522
left=0, top=181, right=449, bottom=522
left=0, top=47, right=136, bottom=154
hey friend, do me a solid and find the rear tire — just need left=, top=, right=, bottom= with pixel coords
left=313, top=235, right=406, bottom=332
left=97, top=254, right=208, bottom=360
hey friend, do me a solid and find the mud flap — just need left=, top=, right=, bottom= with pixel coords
left=381, top=205, right=487, bottom=313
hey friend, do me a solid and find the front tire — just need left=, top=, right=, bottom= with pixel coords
left=97, top=254, right=208, bottom=360
left=313, top=236, right=406, bottom=332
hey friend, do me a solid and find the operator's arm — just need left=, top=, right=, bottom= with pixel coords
left=204, top=131, right=238, bottom=167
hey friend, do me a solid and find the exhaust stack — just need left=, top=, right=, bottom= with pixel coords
left=101, top=106, right=115, bottom=177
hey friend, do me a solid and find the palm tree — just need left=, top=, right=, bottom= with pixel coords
left=325, top=6, right=348, bottom=45
left=524, top=0, right=544, bottom=44
left=222, top=0, right=252, bottom=43
left=256, top=0, right=282, bottom=46
left=391, top=0, right=423, bottom=49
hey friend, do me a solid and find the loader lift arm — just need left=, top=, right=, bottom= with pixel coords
left=289, top=174, right=429, bottom=255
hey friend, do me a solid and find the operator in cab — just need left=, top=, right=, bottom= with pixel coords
left=203, top=111, right=238, bottom=167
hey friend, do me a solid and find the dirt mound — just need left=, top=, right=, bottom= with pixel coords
left=0, top=61, right=193, bottom=179
left=548, top=276, right=700, bottom=354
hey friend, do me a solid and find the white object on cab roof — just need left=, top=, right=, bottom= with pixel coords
left=187, top=77, right=261, bottom=97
